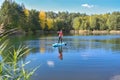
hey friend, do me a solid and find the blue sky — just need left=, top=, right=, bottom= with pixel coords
left=0, top=0, right=120, bottom=14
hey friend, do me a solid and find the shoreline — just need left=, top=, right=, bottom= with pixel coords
left=1, top=29, right=120, bottom=36
left=70, top=30, right=120, bottom=35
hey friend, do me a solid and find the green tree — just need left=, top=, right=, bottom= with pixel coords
left=28, top=10, right=40, bottom=33
left=80, top=16, right=90, bottom=30
left=107, top=12, right=120, bottom=30
left=0, top=0, right=26, bottom=30
left=89, top=15, right=98, bottom=30
left=0, top=0, right=12, bottom=29
left=55, top=19, right=65, bottom=30
left=72, top=17, right=80, bottom=30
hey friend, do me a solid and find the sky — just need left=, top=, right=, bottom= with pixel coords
left=0, top=0, right=120, bottom=14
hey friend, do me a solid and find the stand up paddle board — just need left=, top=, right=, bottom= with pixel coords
left=52, top=42, right=67, bottom=47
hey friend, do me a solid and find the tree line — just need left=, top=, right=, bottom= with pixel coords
left=0, top=0, right=120, bottom=34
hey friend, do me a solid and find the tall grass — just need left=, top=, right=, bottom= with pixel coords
left=0, top=32, right=39, bottom=80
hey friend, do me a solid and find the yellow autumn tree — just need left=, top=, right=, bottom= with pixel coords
left=46, top=18, right=54, bottom=30
left=24, top=9, right=29, bottom=17
left=39, top=11, right=46, bottom=30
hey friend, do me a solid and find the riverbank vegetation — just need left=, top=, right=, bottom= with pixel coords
left=0, top=0, right=120, bottom=34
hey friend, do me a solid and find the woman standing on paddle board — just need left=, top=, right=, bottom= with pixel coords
left=57, top=29, right=63, bottom=43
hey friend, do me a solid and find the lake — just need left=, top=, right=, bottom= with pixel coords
left=9, top=34, right=120, bottom=80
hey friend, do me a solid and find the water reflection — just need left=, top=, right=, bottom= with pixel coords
left=40, top=47, right=45, bottom=53
left=58, top=46, right=63, bottom=60
left=47, top=60, right=55, bottom=67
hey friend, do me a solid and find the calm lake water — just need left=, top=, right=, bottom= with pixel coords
left=9, top=34, right=120, bottom=80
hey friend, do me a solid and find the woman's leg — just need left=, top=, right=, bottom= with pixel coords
left=61, top=37, right=62, bottom=43
left=58, top=37, right=60, bottom=43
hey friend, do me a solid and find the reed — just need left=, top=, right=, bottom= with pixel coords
left=0, top=33, right=39, bottom=80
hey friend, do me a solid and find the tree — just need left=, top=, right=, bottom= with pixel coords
left=106, top=12, right=120, bottom=30
left=46, top=18, right=54, bottom=30
left=0, top=0, right=26, bottom=30
left=0, top=0, right=12, bottom=29
left=80, top=16, right=90, bottom=30
left=55, top=19, right=64, bottom=30
left=24, top=9, right=29, bottom=17
left=72, top=17, right=80, bottom=30
left=46, top=11, right=58, bottom=19
left=28, top=10, right=40, bottom=33
left=97, top=15, right=108, bottom=30
left=39, top=11, right=46, bottom=30
left=23, top=8, right=30, bottom=32
left=89, top=15, right=97, bottom=30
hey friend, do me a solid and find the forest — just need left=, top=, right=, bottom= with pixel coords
left=0, top=0, right=120, bottom=34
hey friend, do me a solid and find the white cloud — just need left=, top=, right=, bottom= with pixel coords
left=81, top=4, right=94, bottom=8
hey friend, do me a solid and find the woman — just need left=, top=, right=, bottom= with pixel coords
left=57, top=29, right=63, bottom=43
